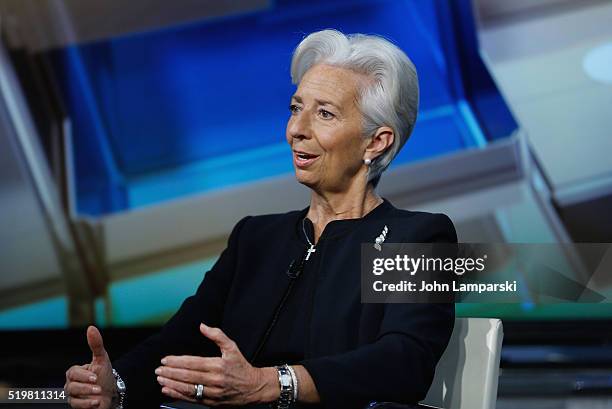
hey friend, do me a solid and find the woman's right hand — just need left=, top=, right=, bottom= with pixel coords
left=64, top=326, right=117, bottom=408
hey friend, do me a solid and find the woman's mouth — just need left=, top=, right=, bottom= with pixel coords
left=293, top=150, right=320, bottom=168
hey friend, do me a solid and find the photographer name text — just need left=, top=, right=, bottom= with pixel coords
left=372, top=280, right=518, bottom=293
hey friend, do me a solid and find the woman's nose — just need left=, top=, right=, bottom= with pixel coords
left=288, top=112, right=311, bottom=140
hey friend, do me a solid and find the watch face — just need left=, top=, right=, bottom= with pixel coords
left=280, top=373, right=292, bottom=385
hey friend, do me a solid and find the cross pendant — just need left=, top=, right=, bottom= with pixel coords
left=305, top=244, right=316, bottom=261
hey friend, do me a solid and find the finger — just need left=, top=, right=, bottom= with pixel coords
left=67, top=396, right=100, bottom=408
left=66, top=381, right=101, bottom=397
left=156, top=366, right=219, bottom=386
left=161, top=355, right=222, bottom=372
left=156, top=376, right=196, bottom=398
left=66, top=366, right=98, bottom=383
left=157, top=377, right=224, bottom=403
left=199, top=323, right=235, bottom=352
left=160, top=386, right=221, bottom=407
left=86, top=326, right=107, bottom=359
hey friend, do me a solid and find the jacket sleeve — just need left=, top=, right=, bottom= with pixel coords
left=298, top=213, right=457, bottom=409
left=112, top=216, right=251, bottom=407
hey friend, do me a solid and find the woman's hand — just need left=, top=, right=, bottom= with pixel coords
left=64, top=326, right=117, bottom=409
left=156, top=323, right=278, bottom=406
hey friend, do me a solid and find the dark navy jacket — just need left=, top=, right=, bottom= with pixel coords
left=113, top=198, right=456, bottom=408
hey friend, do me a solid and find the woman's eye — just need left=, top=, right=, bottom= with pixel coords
left=319, top=109, right=335, bottom=119
left=289, top=104, right=300, bottom=114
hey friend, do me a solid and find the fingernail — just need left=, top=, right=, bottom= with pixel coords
left=89, top=375, right=97, bottom=382
left=161, top=358, right=167, bottom=365
left=201, top=323, right=208, bottom=328
left=155, top=368, right=162, bottom=375
left=92, top=386, right=101, bottom=393
left=91, top=399, right=99, bottom=407
left=157, top=376, right=163, bottom=384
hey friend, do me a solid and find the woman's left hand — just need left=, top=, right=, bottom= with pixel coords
left=156, top=323, right=273, bottom=406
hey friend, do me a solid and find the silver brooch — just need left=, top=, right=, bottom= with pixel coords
left=374, top=225, right=388, bottom=251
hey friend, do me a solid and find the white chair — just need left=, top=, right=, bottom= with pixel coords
left=422, top=318, right=504, bottom=409
left=368, top=318, right=503, bottom=409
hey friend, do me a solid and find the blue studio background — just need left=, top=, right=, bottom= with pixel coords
left=49, top=0, right=516, bottom=216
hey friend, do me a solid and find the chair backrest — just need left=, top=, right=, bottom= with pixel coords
left=422, top=318, right=503, bottom=409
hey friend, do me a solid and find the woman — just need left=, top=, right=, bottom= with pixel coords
left=64, top=29, right=456, bottom=409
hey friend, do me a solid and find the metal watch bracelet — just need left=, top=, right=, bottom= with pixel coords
left=112, top=368, right=126, bottom=409
left=273, top=364, right=294, bottom=409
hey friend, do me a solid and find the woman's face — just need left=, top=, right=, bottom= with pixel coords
left=286, top=64, right=370, bottom=193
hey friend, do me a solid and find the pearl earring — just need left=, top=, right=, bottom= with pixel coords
left=364, top=158, right=372, bottom=166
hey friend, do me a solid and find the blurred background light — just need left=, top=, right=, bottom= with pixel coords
left=583, top=42, right=612, bottom=84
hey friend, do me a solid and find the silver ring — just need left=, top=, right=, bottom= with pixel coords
left=195, top=383, right=204, bottom=400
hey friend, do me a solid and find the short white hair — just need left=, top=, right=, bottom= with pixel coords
left=290, top=29, right=419, bottom=186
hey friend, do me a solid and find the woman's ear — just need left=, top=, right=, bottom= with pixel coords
left=365, top=126, right=395, bottom=161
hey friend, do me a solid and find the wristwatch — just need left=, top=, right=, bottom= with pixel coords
left=274, top=364, right=294, bottom=409
left=112, top=368, right=126, bottom=409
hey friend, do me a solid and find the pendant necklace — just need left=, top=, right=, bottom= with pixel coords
left=302, top=218, right=317, bottom=261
